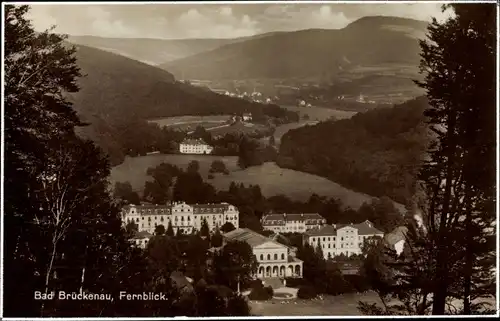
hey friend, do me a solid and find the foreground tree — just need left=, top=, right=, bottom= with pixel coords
left=359, top=3, right=496, bottom=316
left=3, top=5, right=181, bottom=317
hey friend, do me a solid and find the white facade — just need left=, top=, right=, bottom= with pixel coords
left=223, top=228, right=303, bottom=279
left=305, top=221, right=384, bottom=259
left=261, top=213, right=326, bottom=234
left=179, top=139, right=214, bottom=154
left=122, top=202, right=239, bottom=235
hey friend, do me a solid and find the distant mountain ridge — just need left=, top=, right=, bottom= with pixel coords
left=67, top=44, right=298, bottom=165
left=160, top=16, right=429, bottom=81
left=67, top=31, right=287, bottom=65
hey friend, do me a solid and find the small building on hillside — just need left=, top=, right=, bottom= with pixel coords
left=223, top=228, right=303, bottom=279
left=179, top=138, right=213, bottom=154
left=304, top=220, right=384, bottom=259
left=261, top=213, right=326, bottom=234
left=130, top=230, right=153, bottom=248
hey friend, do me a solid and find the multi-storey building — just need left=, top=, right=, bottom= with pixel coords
left=261, top=213, right=326, bottom=233
left=122, top=202, right=239, bottom=235
left=223, top=228, right=303, bottom=279
left=304, top=220, right=384, bottom=259
left=179, top=138, right=214, bottom=154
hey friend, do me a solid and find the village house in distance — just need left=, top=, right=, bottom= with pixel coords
left=179, top=138, right=214, bottom=154
left=122, top=201, right=239, bottom=236
left=223, top=228, right=303, bottom=279
left=261, top=213, right=327, bottom=233
left=304, top=221, right=384, bottom=259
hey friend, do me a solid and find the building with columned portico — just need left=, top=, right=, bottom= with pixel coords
left=222, top=228, right=303, bottom=279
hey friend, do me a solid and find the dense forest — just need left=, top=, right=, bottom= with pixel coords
left=277, top=96, right=429, bottom=205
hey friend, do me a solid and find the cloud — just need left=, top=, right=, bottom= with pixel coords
left=26, top=3, right=454, bottom=40
left=175, top=6, right=260, bottom=39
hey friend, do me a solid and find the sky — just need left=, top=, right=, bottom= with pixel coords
left=26, top=2, right=454, bottom=40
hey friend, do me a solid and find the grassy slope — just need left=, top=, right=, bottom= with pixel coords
left=110, top=155, right=374, bottom=209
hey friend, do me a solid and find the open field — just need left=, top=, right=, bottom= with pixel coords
left=282, top=105, right=357, bottom=122
left=110, top=155, right=374, bottom=209
left=148, top=115, right=231, bottom=128
left=249, top=291, right=382, bottom=316
left=209, top=121, right=269, bottom=136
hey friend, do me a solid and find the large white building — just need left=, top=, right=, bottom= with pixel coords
left=122, top=202, right=239, bottom=235
left=179, top=138, right=214, bottom=154
left=261, top=213, right=327, bottom=233
left=304, top=220, right=384, bottom=259
left=223, top=228, right=303, bottom=279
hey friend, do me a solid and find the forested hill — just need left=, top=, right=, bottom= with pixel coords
left=66, top=44, right=298, bottom=165
left=277, top=96, right=429, bottom=205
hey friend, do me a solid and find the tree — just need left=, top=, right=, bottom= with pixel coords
left=4, top=6, right=148, bottom=317
left=211, top=227, right=224, bottom=248
left=220, top=222, right=236, bottom=233
left=200, top=218, right=210, bottom=239
left=410, top=4, right=495, bottom=315
left=126, top=220, right=139, bottom=237
left=187, top=160, right=200, bottom=174
left=166, top=221, right=175, bottom=237
left=315, top=239, right=324, bottom=260
left=210, top=159, right=228, bottom=174
left=269, top=135, right=276, bottom=146
left=155, top=224, right=166, bottom=236
left=143, top=163, right=180, bottom=204
left=213, top=240, right=258, bottom=291
left=113, top=181, right=141, bottom=205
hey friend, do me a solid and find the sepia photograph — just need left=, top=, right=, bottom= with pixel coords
left=2, top=0, right=498, bottom=318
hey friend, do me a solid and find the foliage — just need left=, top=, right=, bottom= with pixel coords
left=211, top=227, right=223, bottom=248
left=212, top=240, right=258, bottom=291
left=166, top=221, right=175, bottom=237
left=200, top=219, right=210, bottom=239
left=297, top=285, right=318, bottom=299
left=113, top=181, right=141, bottom=205
left=154, top=224, right=166, bottom=236
left=248, top=286, right=274, bottom=301
left=209, top=159, right=229, bottom=174
left=220, top=222, right=236, bottom=233
left=278, top=96, right=429, bottom=205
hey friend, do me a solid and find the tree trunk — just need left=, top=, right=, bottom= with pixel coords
left=432, top=109, right=458, bottom=315
left=462, top=186, right=473, bottom=314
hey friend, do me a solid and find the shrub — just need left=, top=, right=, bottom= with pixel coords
left=248, top=286, right=273, bottom=301
left=248, top=279, right=263, bottom=290
left=297, top=285, right=317, bottom=300
left=284, top=277, right=307, bottom=288
left=208, top=174, right=215, bottom=179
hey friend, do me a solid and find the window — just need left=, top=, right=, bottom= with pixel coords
left=274, top=254, right=277, bottom=260
left=260, top=254, right=263, bottom=260
left=281, top=253, right=285, bottom=260
left=267, top=254, right=270, bottom=260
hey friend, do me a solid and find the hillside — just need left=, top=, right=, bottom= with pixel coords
left=67, top=32, right=285, bottom=65
left=68, top=44, right=298, bottom=165
left=277, top=96, right=429, bottom=205
left=160, top=16, right=429, bottom=81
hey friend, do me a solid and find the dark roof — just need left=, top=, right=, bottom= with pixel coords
left=262, top=213, right=325, bottom=224
left=193, top=203, right=229, bottom=214
left=305, top=220, right=383, bottom=236
left=305, top=225, right=337, bottom=236
left=223, top=228, right=273, bottom=247
left=131, top=231, right=153, bottom=239
left=123, top=202, right=234, bottom=216
left=181, top=138, right=211, bottom=145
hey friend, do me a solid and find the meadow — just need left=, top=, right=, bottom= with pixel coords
left=148, top=115, right=231, bottom=128
left=109, top=154, right=374, bottom=209
left=282, top=105, right=357, bottom=122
